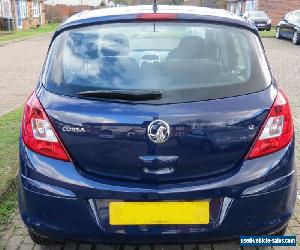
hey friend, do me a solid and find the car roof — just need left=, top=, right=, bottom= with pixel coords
left=65, top=5, right=234, bottom=23
left=52, top=5, right=258, bottom=42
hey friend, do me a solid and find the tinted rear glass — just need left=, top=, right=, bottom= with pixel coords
left=43, top=22, right=271, bottom=103
left=294, top=11, right=300, bottom=17
left=292, top=11, right=300, bottom=22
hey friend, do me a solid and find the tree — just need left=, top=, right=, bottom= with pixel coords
left=216, top=0, right=227, bottom=9
left=99, top=0, right=107, bottom=6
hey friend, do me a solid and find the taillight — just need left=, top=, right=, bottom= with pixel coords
left=21, top=93, right=71, bottom=161
left=246, top=90, right=293, bottom=159
left=136, top=13, right=178, bottom=21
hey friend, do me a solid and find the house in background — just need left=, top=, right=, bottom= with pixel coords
left=15, top=0, right=45, bottom=30
left=134, top=0, right=225, bottom=7
left=227, top=0, right=256, bottom=16
left=227, top=0, right=300, bottom=24
left=0, top=0, right=45, bottom=31
left=44, top=0, right=109, bottom=23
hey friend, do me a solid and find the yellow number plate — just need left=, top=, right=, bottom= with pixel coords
left=109, top=201, right=209, bottom=225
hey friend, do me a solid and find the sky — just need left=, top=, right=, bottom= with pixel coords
left=44, top=0, right=102, bottom=6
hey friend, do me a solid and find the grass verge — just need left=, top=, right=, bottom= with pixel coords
left=259, top=28, right=276, bottom=38
left=0, top=107, right=23, bottom=198
left=0, top=23, right=59, bottom=43
left=0, top=108, right=22, bottom=247
left=0, top=183, right=18, bottom=248
left=0, top=184, right=17, bottom=232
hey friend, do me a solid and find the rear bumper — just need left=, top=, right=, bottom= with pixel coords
left=255, top=23, right=271, bottom=30
left=18, top=139, right=297, bottom=243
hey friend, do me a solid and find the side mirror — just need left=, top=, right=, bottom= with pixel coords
left=281, top=16, right=286, bottom=21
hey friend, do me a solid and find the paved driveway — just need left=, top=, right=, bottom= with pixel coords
left=0, top=35, right=51, bottom=116
left=0, top=36, right=299, bottom=249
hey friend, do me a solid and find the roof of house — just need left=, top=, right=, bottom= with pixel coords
left=52, top=5, right=258, bottom=40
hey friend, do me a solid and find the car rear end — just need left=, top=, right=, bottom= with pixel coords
left=18, top=7, right=297, bottom=244
left=247, top=11, right=271, bottom=31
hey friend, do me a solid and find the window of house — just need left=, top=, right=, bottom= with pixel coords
left=235, top=2, right=242, bottom=15
left=229, top=3, right=235, bottom=13
left=32, top=0, right=40, bottom=17
left=2, top=0, right=12, bottom=17
left=20, top=0, right=28, bottom=18
left=0, top=1, right=2, bottom=17
left=245, top=0, right=257, bottom=11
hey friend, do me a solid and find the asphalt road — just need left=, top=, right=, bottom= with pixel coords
left=0, top=35, right=299, bottom=249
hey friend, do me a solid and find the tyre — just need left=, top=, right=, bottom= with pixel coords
left=292, top=32, right=300, bottom=45
left=28, top=230, right=62, bottom=246
left=273, top=225, right=288, bottom=236
left=276, top=27, right=282, bottom=39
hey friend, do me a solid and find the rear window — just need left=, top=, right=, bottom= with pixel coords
left=249, top=11, right=267, bottom=18
left=292, top=11, right=300, bottom=22
left=43, top=22, right=271, bottom=103
left=294, top=10, right=300, bottom=17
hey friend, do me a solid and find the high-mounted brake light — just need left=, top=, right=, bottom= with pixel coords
left=21, top=93, right=71, bottom=161
left=136, top=0, right=177, bottom=20
left=136, top=13, right=178, bottom=21
left=246, top=90, right=293, bottom=159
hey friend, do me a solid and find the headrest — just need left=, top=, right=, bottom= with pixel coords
left=101, top=33, right=129, bottom=57
left=177, top=36, right=205, bottom=60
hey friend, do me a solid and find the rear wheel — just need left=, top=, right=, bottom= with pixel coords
left=276, top=27, right=282, bottom=39
left=273, top=226, right=288, bottom=236
left=28, top=230, right=62, bottom=246
left=292, top=32, right=300, bottom=45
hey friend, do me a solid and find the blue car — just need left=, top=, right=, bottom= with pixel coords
left=18, top=5, right=297, bottom=245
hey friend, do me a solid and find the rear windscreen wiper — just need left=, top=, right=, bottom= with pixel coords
left=76, top=90, right=162, bottom=101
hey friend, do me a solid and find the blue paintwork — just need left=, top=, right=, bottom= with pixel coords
left=19, top=136, right=296, bottom=243
left=18, top=6, right=297, bottom=243
left=37, top=85, right=276, bottom=182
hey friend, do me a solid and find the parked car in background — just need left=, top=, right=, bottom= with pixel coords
left=276, top=10, right=300, bottom=45
left=243, top=11, right=272, bottom=31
